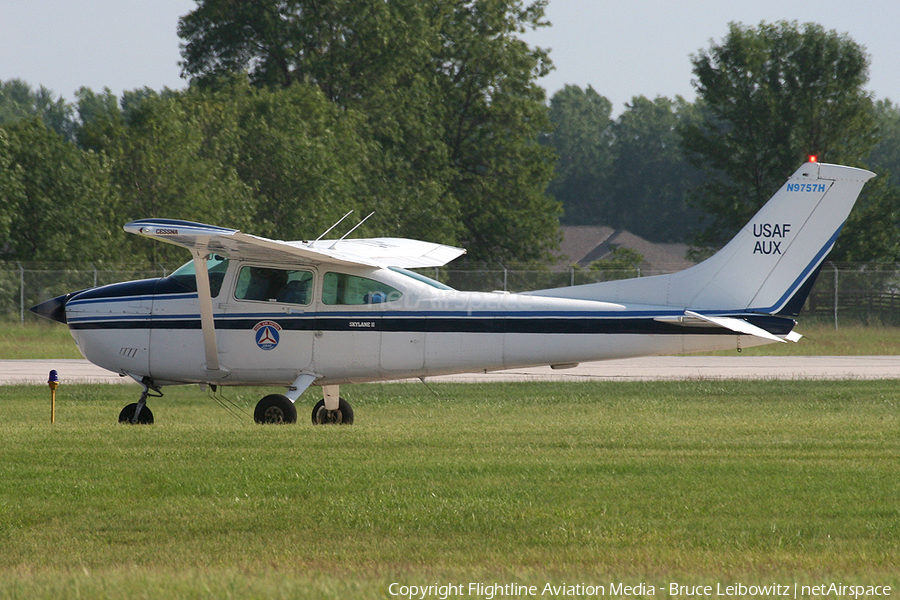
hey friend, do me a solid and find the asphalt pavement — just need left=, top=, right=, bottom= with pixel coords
left=2, top=355, right=899, bottom=386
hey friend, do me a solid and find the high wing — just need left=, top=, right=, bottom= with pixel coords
left=124, top=219, right=465, bottom=269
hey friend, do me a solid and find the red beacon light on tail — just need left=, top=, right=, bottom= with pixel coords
left=808, top=155, right=818, bottom=163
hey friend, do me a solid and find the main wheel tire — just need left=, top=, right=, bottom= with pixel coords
left=118, top=403, right=154, bottom=425
left=311, top=398, right=354, bottom=425
left=254, top=394, right=297, bottom=424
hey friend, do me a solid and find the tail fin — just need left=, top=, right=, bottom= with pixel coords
left=530, top=162, right=875, bottom=313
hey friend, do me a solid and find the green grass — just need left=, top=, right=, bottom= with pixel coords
left=0, top=322, right=84, bottom=359
left=0, top=381, right=897, bottom=598
left=2, top=320, right=899, bottom=360
left=708, top=320, right=900, bottom=356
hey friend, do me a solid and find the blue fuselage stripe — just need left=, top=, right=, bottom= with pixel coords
left=66, top=286, right=797, bottom=336
left=67, top=311, right=795, bottom=336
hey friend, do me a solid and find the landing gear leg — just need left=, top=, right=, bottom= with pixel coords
left=118, top=378, right=160, bottom=424
left=312, top=385, right=354, bottom=425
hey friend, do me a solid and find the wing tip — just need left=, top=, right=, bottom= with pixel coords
left=124, top=219, right=239, bottom=236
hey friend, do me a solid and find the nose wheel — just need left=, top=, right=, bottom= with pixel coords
left=311, top=397, right=353, bottom=425
left=118, top=402, right=154, bottom=424
left=119, top=378, right=161, bottom=424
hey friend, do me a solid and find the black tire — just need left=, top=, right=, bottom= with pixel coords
left=118, top=403, right=154, bottom=425
left=254, top=394, right=297, bottom=424
left=311, top=398, right=354, bottom=425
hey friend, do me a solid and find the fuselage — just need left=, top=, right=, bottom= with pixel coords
left=50, top=257, right=793, bottom=387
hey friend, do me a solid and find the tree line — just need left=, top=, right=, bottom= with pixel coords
left=1, top=3, right=899, bottom=271
left=545, top=21, right=900, bottom=262
left=1, top=0, right=558, bottom=268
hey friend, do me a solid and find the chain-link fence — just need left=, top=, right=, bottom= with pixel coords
left=1, top=263, right=177, bottom=323
left=5, top=262, right=900, bottom=327
left=802, top=264, right=900, bottom=327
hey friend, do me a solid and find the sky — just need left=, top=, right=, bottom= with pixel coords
left=2, top=0, right=898, bottom=115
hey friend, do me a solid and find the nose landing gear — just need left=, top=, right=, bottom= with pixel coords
left=119, top=378, right=161, bottom=425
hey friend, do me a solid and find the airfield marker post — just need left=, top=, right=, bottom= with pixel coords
left=48, top=370, right=59, bottom=424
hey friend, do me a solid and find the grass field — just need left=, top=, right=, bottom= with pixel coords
left=0, top=380, right=897, bottom=598
left=3, top=319, right=900, bottom=359
left=0, top=322, right=84, bottom=360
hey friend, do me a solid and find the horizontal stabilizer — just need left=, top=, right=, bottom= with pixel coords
left=683, top=311, right=789, bottom=343
left=655, top=311, right=799, bottom=343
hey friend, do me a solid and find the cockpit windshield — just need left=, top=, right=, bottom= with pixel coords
left=169, top=255, right=229, bottom=296
left=389, top=266, right=455, bottom=290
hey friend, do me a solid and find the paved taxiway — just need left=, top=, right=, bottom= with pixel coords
left=2, top=356, right=899, bottom=386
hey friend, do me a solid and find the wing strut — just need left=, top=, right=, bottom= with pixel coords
left=191, top=250, right=221, bottom=372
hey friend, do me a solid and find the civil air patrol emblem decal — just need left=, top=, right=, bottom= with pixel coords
left=254, top=320, right=282, bottom=351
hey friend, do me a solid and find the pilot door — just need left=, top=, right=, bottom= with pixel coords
left=213, top=262, right=316, bottom=384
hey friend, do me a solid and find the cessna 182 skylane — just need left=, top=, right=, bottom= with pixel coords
left=32, top=161, right=874, bottom=425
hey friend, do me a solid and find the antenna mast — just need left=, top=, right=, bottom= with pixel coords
left=311, top=210, right=353, bottom=246
left=329, top=212, right=375, bottom=249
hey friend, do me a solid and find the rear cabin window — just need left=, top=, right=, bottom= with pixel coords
left=322, top=272, right=401, bottom=305
left=235, top=266, right=313, bottom=305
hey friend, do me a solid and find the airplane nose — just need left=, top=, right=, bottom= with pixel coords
left=30, top=293, right=75, bottom=324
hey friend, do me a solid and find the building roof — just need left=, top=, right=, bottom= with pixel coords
left=557, top=226, right=695, bottom=275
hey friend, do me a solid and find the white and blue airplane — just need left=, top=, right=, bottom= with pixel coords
left=32, top=161, right=874, bottom=425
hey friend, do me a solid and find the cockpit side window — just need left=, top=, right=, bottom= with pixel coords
left=169, top=255, right=229, bottom=297
left=235, top=266, right=313, bottom=305
left=322, top=272, right=401, bottom=305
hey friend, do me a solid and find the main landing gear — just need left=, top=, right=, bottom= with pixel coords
left=116, top=376, right=354, bottom=425
left=118, top=377, right=161, bottom=425
left=253, top=384, right=354, bottom=425
left=254, top=394, right=297, bottom=424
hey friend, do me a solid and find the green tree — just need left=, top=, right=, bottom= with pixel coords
left=544, top=90, right=704, bottom=243
left=545, top=85, right=615, bottom=225
left=213, top=81, right=368, bottom=239
left=587, top=246, right=644, bottom=281
left=829, top=177, right=900, bottom=262
left=435, top=1, right=558, bottom=263
left=178, top=0, right=559, bottom=264
left=74, top=80, right=381, bottom=262
left=607, top=95, right=704, bottom=242
left=179, top=0, right=433, bottom=101
left=831, top=100, right=900, bottom=262
left=0, top=79, right=75, bottom=140
left=75, top=88, right=256, bottom=265
left=1, top=118, right=116, bottom=262
left=0, top=130, right=25, bottom=248
left=867, top=100, right=900, bottom=189
left=682, top=21, right=876, bottom=247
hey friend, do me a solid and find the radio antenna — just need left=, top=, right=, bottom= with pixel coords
left=329, top=211, right=375, bottom=249
left=312, top=210, right=353, bottom=246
